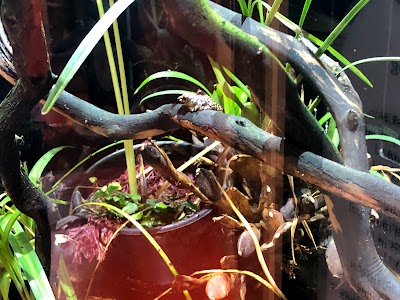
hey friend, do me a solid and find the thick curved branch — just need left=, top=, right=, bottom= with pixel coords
left=52, top=92, right=400, bottom=223
left=0, top=0, right=58, bottom=275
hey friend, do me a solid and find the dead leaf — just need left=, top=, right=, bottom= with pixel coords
left=220, top=255, right=239, bottom=269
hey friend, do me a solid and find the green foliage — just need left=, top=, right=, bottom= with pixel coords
left=135, top=70, right=213, bottom=99
left=29, top=146, right=70, bottom=189
left=135, top=59, right=261, bottom=125
left=0, top=145, right=70, bottom=300
left=366, top=134, right=400, bottom=148
left=89, top=181, right=199, bottom=227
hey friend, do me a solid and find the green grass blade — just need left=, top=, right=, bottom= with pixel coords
left=48, top=140, right=124, bottom=194
left=0, top=215, right=38, bottom=300
left=28, top=146, right=70, bottom=186
left=261, top=2, right=372, bottom=87
left=369, top=169, right=385, bottom=179
left=109, top=0, right=130, bottom=116
left=257, top=0, right=265, bottom=24
left=4, top=219, right=56, bottom=300
left=134, top=70, right=212, bottom=97
left=0, top=240, right=28, bottom=300
left=209, top=56, right=244, bottom=109
left=338, top=56, right=400, bottom=74
left=265, top=0, right=284, bottom=26
left=318, top=112, right=332, bottom=126
left=222, top=66, right=251, bottom=99
left=79, top=202, right=192, bottom=300
left=299, top=0, right=313, bottom=28
left=315, top=0, right=370, bottom=57
left=57, top=255, right=77, bottom=300
left=0, top=270, right=11, bottom=300
left=366, top=134, right=400, bottom=147
left=139, top=89, right=195, bottom=105
left=237, top=0, right=249, bottom=16
left=96, top=0, right=124, bottom=115
left=41, top=0, right=136, bottom=114
left=307, top=34, right=373, bottom=87
left=97, top=0, right=138, bottom=197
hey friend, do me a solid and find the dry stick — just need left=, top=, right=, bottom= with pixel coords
left=156, top=140, right=221, bottom=196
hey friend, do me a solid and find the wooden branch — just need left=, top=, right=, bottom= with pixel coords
left=52, top=93, right=400, bottom=223
left=0, top=0, right=57, bottom=275
left=160, top=2, right=400, bottom=298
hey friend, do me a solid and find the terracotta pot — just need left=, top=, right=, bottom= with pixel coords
left=52, top=142, right=235, bottom=300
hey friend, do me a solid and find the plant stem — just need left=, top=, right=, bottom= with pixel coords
left=97, top=0, right=138, bottom=196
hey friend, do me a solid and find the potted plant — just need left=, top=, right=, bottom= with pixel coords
left=1, top=1, right=400, bottom=300
left=52, top=141, right=238, bottom=300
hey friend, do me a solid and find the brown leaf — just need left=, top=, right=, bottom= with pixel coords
left=220, top=255, right=239, bottom=269
left=229, top=155, right=261, bottom=182
left=224, top=187, right=254, bottom=220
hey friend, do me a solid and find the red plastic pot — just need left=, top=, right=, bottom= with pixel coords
left=51, top=142, right=236, bottom=300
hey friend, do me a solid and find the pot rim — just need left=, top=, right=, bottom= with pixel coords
left=86, top=141, right=201, bottom=174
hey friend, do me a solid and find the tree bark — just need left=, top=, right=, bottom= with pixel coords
left=0, top=0, right=58, bottom=275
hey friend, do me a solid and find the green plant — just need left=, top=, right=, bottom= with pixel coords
left=88, top=180, right=200, bottom=227
left=0, top=146, right=72, bottom=300
left=135, top=62, right=262, bottom=125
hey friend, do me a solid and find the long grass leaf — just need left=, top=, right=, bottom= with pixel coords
left=28, top=146, right=70, bottom=186
left=134, top=70, right=212, bottom=97
left=222, top=67, right=251, bottom=99
left=5, top=220, right=56, bottom=300
left=261, top=1, right=372, bottom=87
left=338, top=56, right=400, bottom=74
left=366, top=134, right=400, bottom=147
left=237, top=0, right=249, bottom=16
left=0, top=270, right=11, bottom=300
left=315, top=0, right=370, bottom=57
left=57, top=255, right=77, bottom=300
left=139, top=90, right=196, bottom=105
left=209, top=56, right=244, bottom=109
left=97, top=0, right=138, bottom=196
left=307, top=34, right=373, bottom=87
left=79, top=202, right=192, bottom=300
left=298, top=0, right=313, bottom=28
left=42, top=0, right=136, bottom=114
left=318, top=112, right=332, bottom=126
left=48, top=140, right=124, bottom=194
left=265, top=0, right=284, bottom=26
